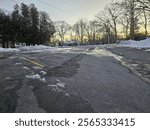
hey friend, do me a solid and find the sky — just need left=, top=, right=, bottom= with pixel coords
left=0, top=0, right=120, bottom=25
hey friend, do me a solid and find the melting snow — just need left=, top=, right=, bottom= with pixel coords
left=48, top=79, right=69, bottom=96
left=25, top=74, right=46, bottom=82
left=40, top=71, right=47, bottom=75
left=14, top=63, right=22, bottom=65
left=56, top=83, right=65, bottom=88
left=56, top=79, right=61, bottom=83
left=0, top=45, right=71, bottom=53
left=22, top=66, right=30, bottom=70
left=145, top=49, right=150, bottom=52
left=33, top=66, right=43, bottom=70
left=0, top=47, right=19, bottom=52
left=65, top=93, right=70, bottom=97
left=48, top=84, right=57, bottom=87
left=56, top=79, right=66, bottom=88
left=88, top=47, right=123, bottom=61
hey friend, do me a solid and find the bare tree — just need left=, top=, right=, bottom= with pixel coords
left=96, top=14, right=111, bottom=44
left=130, top=0, right=137, bottom=39
left=136, top=0, right=150, bottom=37
left=119, top=0, right=141, bottom=39
left=85, top=20, right=98, bottom=43
left=73, top=19, right=86, bottom=44
left=137, top=0, right=150, bottom=11
left=119, top=13, right=130, bottom=38
left=118, top=2, right=130, bottom=38
left=104, top=2, right=121, bottom=42
left=139, top=7, right=148, bottom=37
left=68, top=27, right=76, bottom=41
left=55, top=21, right=70, bottom=43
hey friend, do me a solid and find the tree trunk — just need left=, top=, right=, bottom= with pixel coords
left=6, top=42, right=9, bottom=48
left=2, top=39, right=5, bottom=48
left=130, top=0, right=135, bottom=40
left=113, top=20, right=117, bottom=42
left=126, top=22, right=129, bottom=39
left=143, top=9, right=148, bottom=38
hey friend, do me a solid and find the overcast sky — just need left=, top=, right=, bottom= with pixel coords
left=0, top=0, right=120, bottom=24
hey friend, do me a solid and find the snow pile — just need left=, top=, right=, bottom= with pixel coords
left=0, top=45, right=71, bottom=53
left=25, top=74, right=46, bottom=82
left=145, top=49, right=150, bottom=52
left=19, top=45, right=51, bottom=51
left=19, top=45, right=63, bottom=53
left=0, top=47, right=19, bottom=52
left=47, top=79, right=69, bottom=97
left=119, top=38, right=150, bottom=48
left=40, top=71, right=47, bottom=75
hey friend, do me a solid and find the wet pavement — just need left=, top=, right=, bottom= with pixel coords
left=0, top=45, right=150, bottom=113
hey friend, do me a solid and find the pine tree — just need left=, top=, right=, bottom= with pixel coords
left=20, top=3, right=31, bottom=45
left=0, top=10, right=12, bottom=48
left=11, top=4, right=21, bottom=47
left=29, top=4, right=39, bottom=45
left=39, top=11, right=55, bottom=44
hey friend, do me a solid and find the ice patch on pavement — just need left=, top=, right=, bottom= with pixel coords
left=56, top=79, right=66, bottom=88
left=9, top=56, right=17, bottom=59
left=40, top=71, right=47, bottom=75
left=14, top=63, right=22, bottom=65
left=51, top=86, right=62, bottom=92
left=87, top=47, right=123, bottom=61
left=47, top=84, right=57, bottom=88
left=33, top=66, right=43, bottom=70
left=56, top=79, right=61, bottom=82
left=5, top=77, right=12, bottom=80
left=56, top=83, right=65, bottom=88
left=22, top=66, right=30, bottom=70
left=25, top=74, right=46, bottom=82
left=47, top=79, right=69, bottom=97
left=65, top=93, right=69, bottom=97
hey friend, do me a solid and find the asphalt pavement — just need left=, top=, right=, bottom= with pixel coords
left=0, top=45, right=150, bottom=113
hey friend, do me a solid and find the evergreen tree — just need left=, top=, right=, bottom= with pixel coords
left=20, top=3, right=31, bottom=45
left=39, top=11, right=55, bottom=44
left=0, top=10, right=12, bottom=48
left=11, top=4, right=21, bottom=47
left=29, top=4, right=39, bottom=45
left=0, top=3, right=56, bottom=48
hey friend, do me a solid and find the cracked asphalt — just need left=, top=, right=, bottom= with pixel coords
left=0, top=45, right=150, bottom=113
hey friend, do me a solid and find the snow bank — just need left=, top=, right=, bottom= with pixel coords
left=145, top=49, right=150, bottom=52
left=0, top=45, right=68, bottom=53
left=19, top=45, right=51, bottom=51
left=119, top=38, right=150, bottom=48
left=0, top=47, right=19, bottom=52
left=18, top=45, right=62, bottom=53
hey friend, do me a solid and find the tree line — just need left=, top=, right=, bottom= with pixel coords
left=0, top=3, right=55, bottom=48
left=1, top=0, right=150, bottom=48
left=53, top=0, right=150, bottom=45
